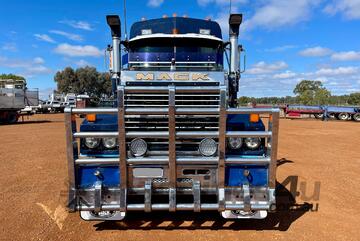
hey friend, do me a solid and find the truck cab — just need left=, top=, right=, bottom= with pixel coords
left=64, top=14, right=280, bottom=221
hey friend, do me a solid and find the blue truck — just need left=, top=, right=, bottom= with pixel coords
left=64, top=14, right=280, bottom=221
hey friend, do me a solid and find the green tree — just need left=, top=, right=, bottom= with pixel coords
left=0, top=73, right=25, bottom=80
left=54, top=66, right=112, bottom=98
left=348, top=93, right=360, bottom=105
left=294, top=80, right=331, bottom=105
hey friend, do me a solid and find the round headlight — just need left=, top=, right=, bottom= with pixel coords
left=85, top=137, right=100, bottom=149
left=130, top=138, right=147, bottom=157
left=228, top=137, right=243, bottom=149
left=244, top=137, right=261, bottom=150
left=199, top=138, right=217, bottom=156
left=103, top=137, right=117, bottom=149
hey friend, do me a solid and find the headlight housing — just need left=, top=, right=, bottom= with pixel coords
left=244, top=137, right=261, bottom=150
left=199, top=138, right=217, bottom=156
left=85, top=137, right=100, bottom=149
left=228, top=137, right=243, bottom=149
left=130, top=138, right=147, bottom=157
left=103, top=137, right=117, bottom=149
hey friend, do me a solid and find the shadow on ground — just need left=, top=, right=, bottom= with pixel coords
left=94, top=159, right=315, bottom=231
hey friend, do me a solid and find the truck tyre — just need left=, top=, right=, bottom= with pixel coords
left=337, top=113, right=349, bottom=121
left=7, top=112, right=18, bottom=124
left=353, top=113, right=360, bottom=122
left=314, top=113, right=324, bottom=119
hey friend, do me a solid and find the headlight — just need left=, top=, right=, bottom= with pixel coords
left=244, top=137, right=261, bottom=150
left=85, top=137, right=100, bottom=149
left=130, top=138, right=147, bottom=157
left=103, top=137, right=117, bottom=149
left=199, top=138, right=217, bottom=156
left=228, top=137, right=243, bottom=149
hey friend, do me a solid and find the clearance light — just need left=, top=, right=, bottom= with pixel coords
left=199, top=29, right=211, bottom=35
left=172, top=28, right=179, bottom=34
left=141, top=29, right=152, bottom=35
left=172, top=13, right=177, bottom=17
left=250, top=114, right=260, bottom=123
left=86, top=114, right=97, bottom=122
left=163, top=14, right=168, bottom=18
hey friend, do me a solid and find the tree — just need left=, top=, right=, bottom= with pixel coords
left=293, top=80, right=331, bottom=105
left=54, top=66, right=112, bottom=98
left=348, top=93, right=360, bottom=105
left=54, top=67, right=77, bottom=94
left=0, top=73, right=25, bottom=80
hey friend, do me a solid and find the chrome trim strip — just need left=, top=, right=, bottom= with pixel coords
left=125, top=86, right=220, bottom=94
left=225, top=157, right=270, bottom=165
left=144, top=180, right=152, bottom=213
left=73, top=132, right=118, bottom=138
left=118, top=86, right=127, bottom=212
left=168, top=86, right=177, bottom=212
left=227, top=108, right=279, bottom=114
left=71, top=108, right=117, bottom=114
left=218, top=86, right=227, bottom=211
left=75, top=157, right=271, bottom=165
left=226, top=131, right=272, bottom=138
left=76, top=203, right=271, bottom=211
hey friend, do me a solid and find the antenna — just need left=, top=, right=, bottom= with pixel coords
left=229, top=0, right=232, bottom=14
left=123, top=0, right=128, bottom=40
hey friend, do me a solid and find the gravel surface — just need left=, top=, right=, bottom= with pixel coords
left=1, top=114, right=359, bottom=241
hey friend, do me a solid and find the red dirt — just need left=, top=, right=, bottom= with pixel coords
left=0, top=114, right=359, bottom=241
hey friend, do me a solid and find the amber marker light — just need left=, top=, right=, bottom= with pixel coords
left=250, top=114, right=260, bottom=123
left=86, top=114, right=97, bottom=122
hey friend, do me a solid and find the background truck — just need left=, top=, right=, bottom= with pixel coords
left=0, top=79, right=39, bottom=124
left=64, top=13, right=280, bottom=221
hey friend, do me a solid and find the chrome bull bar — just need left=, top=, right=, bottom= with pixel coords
left=64, top=85, right=280, bottom=214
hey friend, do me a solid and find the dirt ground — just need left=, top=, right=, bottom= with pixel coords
left=1, top=114, right=359, bottom=241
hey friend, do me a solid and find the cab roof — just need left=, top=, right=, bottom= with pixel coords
left=130, top=17, right=222, bottom=40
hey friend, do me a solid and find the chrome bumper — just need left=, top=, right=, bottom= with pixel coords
left=64, top=85, right=280, bottom=216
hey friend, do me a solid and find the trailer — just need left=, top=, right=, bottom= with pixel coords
left=64, top=13, right=280, bottom=221
left=0, top=79, right=39, bottom=124
left=284, top=104, right=360, bottom=121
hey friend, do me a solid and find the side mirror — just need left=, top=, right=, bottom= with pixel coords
left=238, top=45, right=246, bottom=73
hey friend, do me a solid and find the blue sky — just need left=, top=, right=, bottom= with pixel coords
left=0, top=0, right=360, bottom=98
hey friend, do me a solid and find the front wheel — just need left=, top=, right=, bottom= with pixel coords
left=221, top=210, right=268, bottom=219
left=314, top=113, right=324, bottom=119
left=80, top=210, right=125, bottom=221
left=337, top=112, right=349, bottom=121
left=353, top=113, right=360, bottom=122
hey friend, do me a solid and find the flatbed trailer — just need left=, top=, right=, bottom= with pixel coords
left=283, top=104, right=360, bottom=121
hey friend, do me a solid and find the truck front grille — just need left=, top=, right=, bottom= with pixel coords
left=124, top=83, right=220, bottom=156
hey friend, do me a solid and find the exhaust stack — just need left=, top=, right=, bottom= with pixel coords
left=229, top=14, right=242, bottom=73
left=106, top=15, right=121, bottom=83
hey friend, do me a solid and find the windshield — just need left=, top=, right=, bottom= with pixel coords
left=128, top=37, right=223, bottom=71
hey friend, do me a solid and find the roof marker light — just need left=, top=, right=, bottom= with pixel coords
left=141, top=29, right=152, bottom=35
left=200, top=29, right=211, bottom=35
